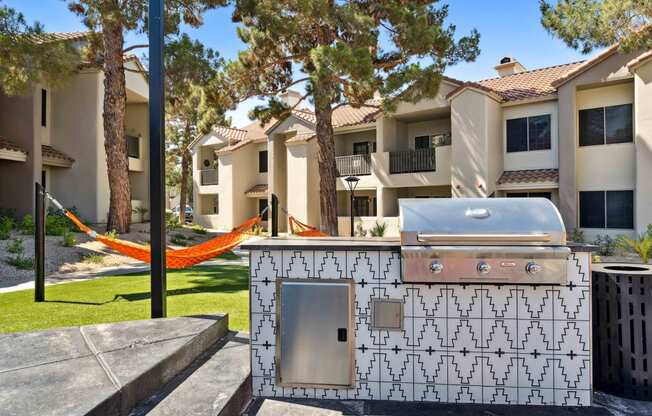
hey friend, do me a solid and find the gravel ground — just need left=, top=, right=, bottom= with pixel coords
left=0, top=223, right=226, bottom=289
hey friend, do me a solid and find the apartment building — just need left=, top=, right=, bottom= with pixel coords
left=192, top=47, right=652, bottom=239
left=0, top=32, right=150, bottom=224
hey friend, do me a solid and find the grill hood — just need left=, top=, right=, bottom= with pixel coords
left=399, top=198, right=566, bottom=246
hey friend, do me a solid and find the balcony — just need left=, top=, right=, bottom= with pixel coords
left=336, top=154, right=371, bottom=177
left=200, top=169, right=219, bottom=185
left=389, top=148, right=436, bottom=174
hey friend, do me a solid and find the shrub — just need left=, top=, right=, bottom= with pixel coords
left=5, top=255, right=34, bottom=270
left=617, top=234, right=652, bottom=264
left=355, top=222, right=367, bottom=237
left=593, top=234, right=617, bottom=256
left=6, top=238, right=24, bottom=254
left=105, top=230, right=119, bottom=240
left=45, top=215, right=69, bottom=236
left=18, top=215, right=34, bottom=235
left=0, top=228, right=9, bottom=241
left=369, top=221, right=387, bottom=237
left=132, top=207, right=149, bottom=223
left=82, top=254, right=105, bottom=264
left=165, top=211, right=180, bottom=229
left=61, top=230, right=77, bottom=247
left=0, top=216, right=13, bottom=240
left=191, top=224, right=207, bottom=234
left=170, top=234, right=188, bottom=246
left=569, top=228, right=584, bottom=243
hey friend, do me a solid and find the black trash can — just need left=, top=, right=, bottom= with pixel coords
left=593, top=263, right=652, bottom=400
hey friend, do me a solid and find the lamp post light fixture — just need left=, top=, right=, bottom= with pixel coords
left=344, top=176, right=360, bottom=237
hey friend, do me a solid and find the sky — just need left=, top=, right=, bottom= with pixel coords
left=6, top=1, right=591, bottom=128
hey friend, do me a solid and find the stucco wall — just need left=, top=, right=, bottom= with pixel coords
left=0, top=92, right=36, bottom=218
left=503, top=100, right=559, bottom=171
left=334, top=130, right=376, bottom=156
left=406, top=118, right=451, bottom=150
left=125, top=103, right=150, bottom=215
left=49, top=71, right=105, bottom=222
left=634, top=60, right=652, bottom=233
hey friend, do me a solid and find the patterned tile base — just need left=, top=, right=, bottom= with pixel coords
left=249, top=249, right=592, bottom=406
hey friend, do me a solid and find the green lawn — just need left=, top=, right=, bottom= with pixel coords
left=0, top=263, right=250, bottom=334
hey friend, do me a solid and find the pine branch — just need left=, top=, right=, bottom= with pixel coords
left=123, top=44, right=148, bottom=54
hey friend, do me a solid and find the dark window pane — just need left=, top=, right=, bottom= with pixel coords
left=414, top=136, right=431, bottom=150
left=258, top=150, right=268, bottom=173
left=606, top=104, right=633, bottom=144
left=606, top=190, right=634, bottom=229
left=530, top=192, right=552, bottom=200
left=579, top=191, right=605, bottom=228
left=127, top=136, right=139, bottom=158
left=353, top=142, right=370, bottom=154
left=579, top=108, right=604, bottom=146
left=506, top=118, right=528, bottom=152
left=353, top=197, right=369, bottom=216
left=41, top=89, right=47, bottom=127
left=528, top=115, right=551, bottom=150
left=506, top=193, right=528, bottom=198
left=259, top=198, right=268, bottom=221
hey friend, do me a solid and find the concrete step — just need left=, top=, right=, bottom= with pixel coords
left=0, top=314, right=229, bottom=416
left=131, top=332, right=251, bottom=416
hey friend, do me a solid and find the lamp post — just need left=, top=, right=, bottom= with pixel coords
left=344, top=176, right=359, bottom=237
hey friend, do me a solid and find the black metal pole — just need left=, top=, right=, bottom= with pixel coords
left=34, top=182, right=45, bottom=302
left=349, top=189, right=354, bottom=237
left=149, top=0, right=166, bottom=318
left=271, top=194, right=278, bottom=237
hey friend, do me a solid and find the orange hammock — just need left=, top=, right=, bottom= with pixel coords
left=64, top=211, right=260, bottom=269
left=288, top=216, right=327, bottom=237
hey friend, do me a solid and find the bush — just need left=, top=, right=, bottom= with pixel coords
left=170, top=234, right=188, bottom=246
left=165, top=211, right=180, bottom=229
left=569, top=228, right=584, bottom=243
left=105, top=230, right=119, bottom=240
left=369, top=221, right=387, bottom=237
left=6, top=238, right=24, bottom=254
left=5, top=255, right=34, bottom=270
left=617, top=234, right=652, bottom=264
left=594, top=234, right=617, bottom=256
left=0, top=216, right=13, bottom=240
left=45, top=215, right=69, bottom=236
left=61, top=230, right=77, bottom=247
left=18, top=215, right=34, bottom=235
left=191, top=224, right=207, bottom=235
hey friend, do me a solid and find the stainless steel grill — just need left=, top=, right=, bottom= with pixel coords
left=399, top=198, right=570, bottom=284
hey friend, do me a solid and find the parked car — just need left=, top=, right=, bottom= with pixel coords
left=172, top=205, right=193, bottom=223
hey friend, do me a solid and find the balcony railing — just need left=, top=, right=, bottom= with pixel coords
left=200, top=169, right=219, bottom=185
left=389, top=148, right=436, bottom=174
left=336, top=154, right=371, bottom=177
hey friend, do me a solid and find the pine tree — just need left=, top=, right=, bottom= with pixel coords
left=540, top=0, right=651, bottom=53
left=165, top=34, right=229, bottom=223
left=227, top=0, right=480, bottom=235
left=0, top=1, right=80, bottom=95
left=66, top=0, right=226, bottom=232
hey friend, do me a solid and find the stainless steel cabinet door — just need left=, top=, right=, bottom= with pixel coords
left=276, top=279, right=354, bottom=387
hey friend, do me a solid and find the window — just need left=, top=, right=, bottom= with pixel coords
left=579, top=104, right=632, bottom=146
left=353, top=142, right=369, bottom=155
left=579, top=190, right=633, bottom=229
left=414, top=136, right=431, bottom=150
left=506, top=192, right=552, bottom=200
left=259, top=199, right=268, bottom=221
left=41, top=89, right=47, bottom=127
left=506, top=115, right=551, bottom=153
left=352, top=196, right=370, bottom=216
left=213, top=195, right=219, bottom=214
left=258, top=150, right=268, bottom=173
left=127, top=136, right=140, bottom=158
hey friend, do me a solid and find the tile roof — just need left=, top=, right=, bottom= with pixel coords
left=212, top=126, right=249, bottom=142
left=627, top=50, right=652, bottom=71
left=26, top=31, right=90, bottom=45
left=550, top=45, right=619, bottom=88
left=0, top=137, right=27, bottom=155
left=244, top=184, right=268, bottom=197
left=42, top=145, right=75, bottom=163
left=497, top=169, right=559, bottom=185
left=448, top=61, right=585, bottom=102
left=285, top=132, right=316, bottom=144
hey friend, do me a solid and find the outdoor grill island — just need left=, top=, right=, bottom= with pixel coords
left=242, top=198, right=593, bottom=406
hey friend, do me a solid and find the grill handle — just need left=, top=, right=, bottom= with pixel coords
left=416, top=233, right=552, bottom=243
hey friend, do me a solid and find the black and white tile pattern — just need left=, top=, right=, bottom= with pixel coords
left=249, top=249, right=592, bottom=406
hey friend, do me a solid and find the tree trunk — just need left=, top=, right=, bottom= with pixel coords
left=102, top=17, right=131, bottom=233
left=313, top=88, right=338, bottom=236
left=178, top=149, right=191, bottom=224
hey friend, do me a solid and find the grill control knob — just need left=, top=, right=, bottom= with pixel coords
left=430, top=261, right=444, bottom=274
left=477, top=261, right=491, bottom=274
left=526, top=262, right=543, bottom=275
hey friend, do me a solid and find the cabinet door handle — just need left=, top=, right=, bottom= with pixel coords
left=337, top=328, right=347, bottom=342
